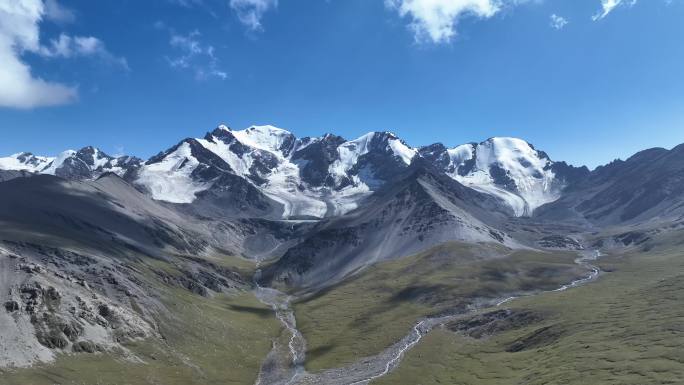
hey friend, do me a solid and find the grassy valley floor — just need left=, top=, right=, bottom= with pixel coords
left=3, top=239, right=683, bottom=385
left=293, top=242, right=590, bottom=373
left=374, top=247, right=684, bottom=385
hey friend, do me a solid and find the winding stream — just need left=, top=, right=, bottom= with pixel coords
left=253, top=268, right=307, bottom=385
left=254, top=249, right=602, bottom=385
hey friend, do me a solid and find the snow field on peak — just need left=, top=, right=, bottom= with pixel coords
left=2, top=125, right=567, bottom=219
left=199, top=130, right=376, bottom=218
left=136, top=142, right=209, bottom=204
left=388, top=136, right=418, bottom=165
left=41, top=150, right=77, bottom=175
left=276, top=132, right=415, bottom=217
left=329, top=132, right=416, bottom=187
left=141, top=129, right=565, bottom=218
left=88, top=148, right=113, bottom=170
left=0, top=148, right=133, bottom=178
left=329, top=132, right=376, bottom=186
left=446, top=137, right=561, bottom=216
left=446, top=143, right=474, bottom=168
left=479, top=137, right=559, bottom=212
left=200, top=132, right=328, bottom=217
left=0, top=153, right=54, bottom=173
left=229, top=125, right=294, bottom=155
left=101, top=158, right=134, bottom=177
left=197, top=136, right=253, bottom=176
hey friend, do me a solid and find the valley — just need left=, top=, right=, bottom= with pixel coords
left=1, top=125, right=683, bottom=385
left=5, top=236, right=683, bottom=385
left=1, top=1, right=680, bottom=383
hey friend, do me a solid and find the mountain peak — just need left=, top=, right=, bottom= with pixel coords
left=482, top=136, right=532, bottom=148
left=78, top=145, right=98, bottom=152
left=246, top=124, right=291, bottom=133
left=351, top=131, right=417, bottom=164
left=227, top=125, right=296, bottom=156
left=0, top=152, right=54, bottom=172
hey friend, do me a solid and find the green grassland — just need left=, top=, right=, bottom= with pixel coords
left=293, top=242, right=589, bottom=372
left=4, top=233, right=683, bottom=385
left=374, top=245, right=684, bottom=384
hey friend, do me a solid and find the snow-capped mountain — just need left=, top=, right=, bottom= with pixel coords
left=264, top=160, right=515, bottom=288
left=0, top=152, right=54, bottom=173
left=45, top=147, right=143, bottom=180
left=135, top=125, right=417, bottom=218
left=0, top=147, right=142, bottom=180
left=419, top=137, right=587, bottom=216
left=0, top=125, right=587, bottom=218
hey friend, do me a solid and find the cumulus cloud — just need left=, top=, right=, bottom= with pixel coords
left=549, top=14, right=568, bottom=30
left=0, top=0, right=126, bottom=109
left=229, top=0, right=277, bottom=31
left=166, top=30, right=227, bottom=80
left=0, top=0, right=77, bottom=108
left=385, top=0, right=502, bottom=43
left=593, top=0, right=637, bottom=21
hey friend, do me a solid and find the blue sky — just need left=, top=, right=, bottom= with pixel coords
left=0, top=0, right=682, bottom=168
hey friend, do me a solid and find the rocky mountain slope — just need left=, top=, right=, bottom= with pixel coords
left=535, top=144, right=684, bottom=226
left=0, top=174, right=251, bottom=367
left=262, top=160, right=516, bottom=289
left=1, top=123, right=684, bottom=373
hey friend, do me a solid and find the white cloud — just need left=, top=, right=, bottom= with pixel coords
left=45, top=34, right=129, bottom=69
left=170, top=0, right=204, bottom=7
left=549, top=13, right=568, bottom=30
left=0, top=0, right=125, bottom=109
left=0, top=0, right=76, bottom=108
left=166, top=30, right=228, bottom=80
left=385, top=0, right=502, bottom=43
left=593, top=0, right=637, bottom=21
left=43, top=0, right=74, bottom=23
left=170, top=31, right=204, bottom=56
left=229, top=0, right=277, bottom=31
left=0, top=46, right=78, bottom=109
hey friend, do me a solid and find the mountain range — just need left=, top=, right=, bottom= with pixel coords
left=0, top=125, right=589, bottom=218
left=1, top=123, right=683, bottom=373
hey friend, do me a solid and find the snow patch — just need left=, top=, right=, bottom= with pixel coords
left=136, top=142, right=209, bottom=204
left=88, top=148, right=111, bottom=170
left=446, top=143, right=474, bottom=168
left=41, top=150, right=77, bottom=175
left=330, top=132, right=376, bottom=185
left=198, top=137, right=253, bottom=176
left=230, top=125, right=294, bottom=155
left=388, top=136, right=417, bottom=165
left=329, top=132, right=416, bottom=186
